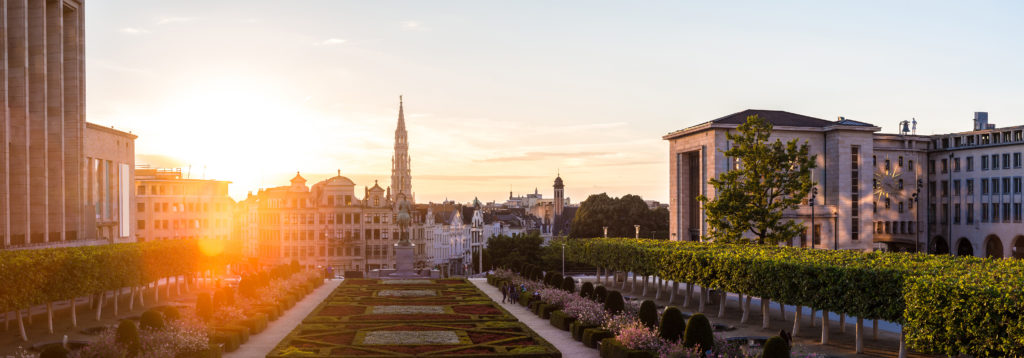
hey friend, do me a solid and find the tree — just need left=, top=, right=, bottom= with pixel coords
left=568, top=193, right=668, bottom=239
left=481, top=233, right=545, bottom=270
left=698, top=114, right=816, bottom=245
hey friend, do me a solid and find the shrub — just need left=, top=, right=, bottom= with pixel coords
left=605, top=290, right=625, bottom=315
left=580, top=282, right=594, bottom=298
left=115, top=319, right=141, bottom=356
left=659, top=306, right=686, bottom=342
left=638, top=300, right=658, bottom=329
left=582, top=328, right=614, bottom=348
left=550, top=310, right=575, bottom=330
left=683, top=313, right=714, bottom=353
left=39, top=345, right=69, bottom=358
left=161, top=306, right=181, bottom=321
left=562, top=277, right=576, bottom=293
left=761, top=336, right=790, bottom=358
left=139, top=309, right=165, bottom=330
left=543, top=272, right=552, bottom=286
left=213, top=288, right=234, bottom=308
left=196, top=293, right=213, bottom=321
left=595, top=285, right=608, bottom=303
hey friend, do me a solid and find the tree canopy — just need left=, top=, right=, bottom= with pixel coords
left=698, top=114, right=816, bottom=245
left=480, top=232, right=545, bottom=270
left=568, top=193, right=668, bottom=239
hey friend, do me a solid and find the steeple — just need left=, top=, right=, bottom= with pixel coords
left=391, top=96, right=413, bottom=209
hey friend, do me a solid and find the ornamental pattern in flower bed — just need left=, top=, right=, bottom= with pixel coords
left=303, top=300, right=514, bottom=323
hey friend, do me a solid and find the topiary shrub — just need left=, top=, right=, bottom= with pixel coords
left=580, top=282, right=594, bottom=298
left=543, top=272, right=552, bottom=286
left=139, top=309, right=165, bottom=330
left=562, top=277, right=576, bottom=293
left=683, top=313, right=715, bottom=353
left=161, top=306, right=181, bottom=321
left=115, top=319, right=141, bottom=357
left=639, top=300, right=658, bottom=329
left=223, top=288, right=235, bottom=306
left=39, top=345, right=69, bottom=358
left=594, top=285, right=608, bottom=303
left=551, top=273, right=563, bottom=288
left=761, top=336, right=790, bottom=358
left=659, top=306, right=686, bottom=342
left=605, top=290, right=624, bottom=315
left=197, top=293, right=213, bottom=321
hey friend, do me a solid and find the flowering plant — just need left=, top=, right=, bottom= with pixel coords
left=72, top=317, right=209, bottom=358
left=561, top=296, right=606, bottom=325
left=616, top=321, right=663, bottom=351
left=602, top=312, right=641, bottom=335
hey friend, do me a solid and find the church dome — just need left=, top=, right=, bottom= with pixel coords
left=553, top=175, right=564, bottom=188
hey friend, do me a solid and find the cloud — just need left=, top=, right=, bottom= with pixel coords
left=477, top=151, right=613, bottom=163
left=316, top=38, right=347, bottom=46
left=157, top=17, right=196, bottom=25
left=120, top=27, right=149, bottom=35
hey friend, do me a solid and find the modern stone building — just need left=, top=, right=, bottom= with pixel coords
left=666, top=109, right=1024, bottom=258
left=1, top=0, right=139, bottom=249
left=134, top=167, right=233, bottom=242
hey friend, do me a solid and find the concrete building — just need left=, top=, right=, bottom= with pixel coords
left=1, top=1, right=139, bottom=249
left=927, top=112, right=1024, bottom=258
left=665, top=110, right=930, bottom=252
left=134, top=167, right=233, bottom=242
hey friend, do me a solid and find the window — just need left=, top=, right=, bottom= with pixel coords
left=929, top=160, right=936, bottom=174
left=908, top=160, right=914, bottom=171
left=981, top=179, right=989, bottom=194
left=953, top=180, right=960, bottom=196
left=941, top=159, right=948, bottom=173
left=992, top=203, right=1000, bottom=223
left=992, top=178, right=1000, bottom=195
left=992, top=154, right=1000, bottom=170
left=953, top=203, right=961, bottom=224
left=885, top=198, right=891, bottom=209
left=941, top=204, right=948, bottom=224
left=966, top=156, right=974, bottom=171
left=851, top=218, right=859, bottom=241
left=941, top=180, right=948, bottom=197
left=1016, top=177, right=1022, bottom=194
left=898, top=201, right=904, bottom=213
left=981, top=204, right=989, bottom=222
left=967, top=203, right=974, bottom=224
left=966, top=179, right=974, bottom=195
left=137, top=220, right=145, bottom=229
left=929, top=181, right=936, bottom=197
left=138, top=186, right=146, bottom=195
left=899, top=179, right=904, bottom=190
left=954, top=158, right=961, bottom=172
left=898, top=156, right=904, bottom=167
left=137, top=203, right=145, bottom=212
left=1004, top=153, right=1012, bottom=169
left=1003, top=203, right=1011, bottom=222
left=982, top=155, right=989, bottom=170
left=1016, top=153, right=1022, bottom=168
left=885, top=159, right=891, bottom=171
left=1003, top=177, right=1011, bottom=194
left=1015, top=203, right=1022, bottom=223
left=929, top=204, right=936, bottom=224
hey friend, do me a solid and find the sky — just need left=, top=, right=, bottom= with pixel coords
left=86, top=1, right=1024, bottom=203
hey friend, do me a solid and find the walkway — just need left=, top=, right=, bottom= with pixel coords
left=225, top=279, right=342, bottom=358
left=469, top=278, right=598, bottom=358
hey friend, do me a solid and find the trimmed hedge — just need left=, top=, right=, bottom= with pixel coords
left=549, top=310, right=574, bottom=330
left=599, top=338, right=655, bottom=358
left=562, top=237, right=1024, bottom=356
left=582, top=328, right=614, bottom=348
left=571, top=321, right=598, bottom=342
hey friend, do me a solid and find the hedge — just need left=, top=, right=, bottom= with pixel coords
left=0, top=240, right=207, bottom=314
left=562, top=237, right=1024, bottom=356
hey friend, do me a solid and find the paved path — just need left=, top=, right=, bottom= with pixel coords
left=469, top=278, right=598, bottom=358
left=225, top=279, right=342, bottom=358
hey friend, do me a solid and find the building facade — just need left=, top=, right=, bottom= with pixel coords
left=83, top=123, right=137, bottom=244
left=237, top=98, right=426, bottom=270
left=1, top=0, right=89, bottom=248
left=134, top=167, right=233, bottom=242
left=666, top=109, right=1024, bottom=258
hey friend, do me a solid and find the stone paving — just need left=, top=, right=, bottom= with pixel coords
left=224, top=278, right=341, bottom=358
left=468, top=278, right=599, bottom=358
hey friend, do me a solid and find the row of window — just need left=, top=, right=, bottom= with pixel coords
left=937, top=130, right=1024, bottom=149
left=930, top=152, right=1023, bottom=174
left=851, top=146, right=861, bottom=241
left=262, top=196, right=384, bottom=209
left=137, top=184, right=228, bottom=197
left=139, top=202, right=227, bottom=213
left=137, top=219, right=228, bottom=230
left=874, top=221, right=916, bottom=235
left=932, top=177, right=1024, bottom=197
left=138, top=235, right=228, bottom=242
left=930, top=202, right=1024, bottom=224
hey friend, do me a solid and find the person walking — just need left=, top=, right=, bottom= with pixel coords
left=501, top=282, right=508, bottom=303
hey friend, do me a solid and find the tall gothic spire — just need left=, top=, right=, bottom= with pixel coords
left=392, top=96, right=413, bottom=208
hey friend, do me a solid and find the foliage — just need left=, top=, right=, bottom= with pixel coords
left=569, top=193, right=669, bottom=239
left=638, top=300, right=658, bottom=330
left=482, top=233, right=546, bottom=272
left=683, top=314, right=714, bottom=353
left=196, top=293, right=213, bottom=321
left=658, top=306, right=686, bottom=343
left=697, top=114, right=816, bottom=244
left=562, top=277, right=576, bottom=293
left=115, top=320, right=141, bottom=357
left=580, top=282, right=594, bottom=298
left=616, top=321, right=663, bottom=351
left=762, top=336, right=791, bottom=358
left=75, top=314, right=209, bottom=358
left=594, top=285, right=608, bottom=303
left=605, top=290, right=625, bottom=315
left=140, top=309, right=166, bottom=331
left=40, top=345, right=69, bottom=358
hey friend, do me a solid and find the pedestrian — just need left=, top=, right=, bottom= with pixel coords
left=501, top=283, right=508, bottom=303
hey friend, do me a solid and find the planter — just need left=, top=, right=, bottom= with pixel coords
left=540, top=304, right=559, bottom=319
left=213, top=325, right=250, bottom=344
left=582, top=328, right=614, bottom=348
left=255, top=305, right=280, bottom=321
left=242, top=313, right=268, bottom=334
left=549, top=310, right=575, bottom=331
left=518, top=293, right=531, bottom=307
left=599, top=338, right=655, bottom=358
left=570, top=321, right=597, bottom=341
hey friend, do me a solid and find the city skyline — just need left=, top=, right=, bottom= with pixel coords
left=86, top=1, right=1024, bottom=203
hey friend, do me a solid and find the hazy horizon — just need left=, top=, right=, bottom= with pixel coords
left=86, top=1, right=1024, bottom=203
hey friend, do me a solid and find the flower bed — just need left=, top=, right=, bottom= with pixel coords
left=269, top=278, right=561, bottom=357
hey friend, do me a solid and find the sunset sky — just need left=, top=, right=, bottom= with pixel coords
left=87, top=1, right=1024, bottom=203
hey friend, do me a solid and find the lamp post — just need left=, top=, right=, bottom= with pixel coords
left=634, top=225, right=640, bottom=239
left=948, top=153, right=954, bottom=255
left=913, top=178, right=921, bottom=252
left=603, top=226, right=608, bottom=238
left=810, top=187, right=818, bottom=248
left=561, top=243, right=565, bottom=276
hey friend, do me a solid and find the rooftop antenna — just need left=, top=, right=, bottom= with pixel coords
left=186, top=165, right=191, bottom=179
left=912, top=118, right=917, bottom=135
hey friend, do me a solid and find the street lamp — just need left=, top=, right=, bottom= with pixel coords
left=948, top=153, right=953, bottom=255
left=810, top=187, right=818, bottom=248
left=603, top=226, right=608, bottom=238
left=912, top=178, right=922, bottom=252
left=561, top=243, right=566, bottom=276
left=634, top=225, right=640, bottom=239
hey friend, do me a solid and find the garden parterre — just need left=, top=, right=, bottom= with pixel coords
left=267, top=278, right=561, bottom=357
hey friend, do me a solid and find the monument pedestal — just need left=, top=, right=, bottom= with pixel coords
left=384, top=243, right=428, bottom=279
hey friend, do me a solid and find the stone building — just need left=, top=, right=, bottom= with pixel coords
left=134, top=167, right=233, bottom=242
left=236, top=98, right=425, bottom=270
left=664, top=110, right=929, bottom=252
left=1, top=0, right=139, bottom=249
